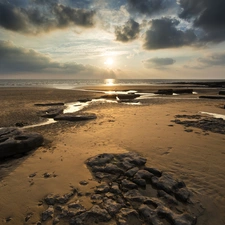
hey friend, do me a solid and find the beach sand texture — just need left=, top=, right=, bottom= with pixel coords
left=0, top=86, right=225, bottom=224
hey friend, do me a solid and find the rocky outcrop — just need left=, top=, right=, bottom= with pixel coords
left=172, top=114, right=225, bottom=135
left=0, top=127, right=43, bottom=159
left=54, top=113, right=97, bottom=122
left=34, top=102, right=64, bottom=106
left=38, top=152, right=201, bottom=224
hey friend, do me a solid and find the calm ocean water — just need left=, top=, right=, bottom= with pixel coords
left=0, top=79, right=224, bottom=89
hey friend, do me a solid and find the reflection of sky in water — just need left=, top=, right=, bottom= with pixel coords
left=201, top=112, right=225, bottom=120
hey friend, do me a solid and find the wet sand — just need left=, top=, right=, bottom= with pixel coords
left=0, top=85, right=225, bottom=224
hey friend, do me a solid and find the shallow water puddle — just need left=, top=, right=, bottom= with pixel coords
left=200, top=111, right=225, bottom=120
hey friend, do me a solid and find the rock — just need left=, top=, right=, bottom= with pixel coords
left=67, top=203, right=86, bottom=216
left=54, top=113, right=97, bottom=122
left=42, top=206, right=54, bottom=221
left=158, top=190, right=178, bottom=205
left=125, top=167, right=139, bottom=177
left=174, top=187, right=191, bottom=202
left=103, top=198, right=122, bottom=215
left=154, top=89, right=173, bottom=95
left=123, top=189, right=146, bottom=203
left=139, top=204, right=163, bottom=225
left=132, top=178, right=146, bottom=188
left=39, top=107, right=64, bottom=118
left=121, top=179, right=138, bottom=190
left=0, top=128, right=43, bottom=159
left=219, top=90, right=225, bottom=95
left=86, top=153, right=114, bottom=167
left=110, top=182, right=121, bottom=194
left=70, top=205, right=111, bottom=225
left=79, top=180, right=88, bottom=185
left=95, top=184, right=110, bottom=194
left=134, top=170, right=153, bottom=180
left=151, top=173, right=185, bottom=194
left=34, top=102, right=64, bottom=106
left=95, top=172, right=119, bottom=181
left=91, top=194, right=103, bottom=200
left=92, top=163, right=124, bottom=174
left=116, top=208, right=140, bottom=225
left=144, top=167, right=162, bottom=177
left=45, top=194, right=56, bottom=205
left=116, top=152, right=147, bottom=167
left=78, top=98, right=92, bottom=102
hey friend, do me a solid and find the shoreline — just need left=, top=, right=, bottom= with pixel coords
left=0, top=85, right=225, bottom=224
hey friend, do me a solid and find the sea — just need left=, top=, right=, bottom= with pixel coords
left=0, top=79, right=224, bottom=89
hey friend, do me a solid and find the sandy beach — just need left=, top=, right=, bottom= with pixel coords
left=0, top=85, right=225, bottom=225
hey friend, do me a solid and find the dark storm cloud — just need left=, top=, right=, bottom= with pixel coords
left=0, top=40, right=115, bottom=78
left=143, top=18, right=197, bottom=49
left=179, top=0, right=225, bottom=42
left=127, top=0, right=176, bottom=16
left=143, top=57, right=175, bottom=69
left=0, top=1, right=95, bottom=34
left=115, top=19, right=140, bottom=42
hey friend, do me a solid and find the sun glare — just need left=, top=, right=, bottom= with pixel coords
left=105, top=78, right=115, bottom=86
left=104, top=58, right=114, bottom=66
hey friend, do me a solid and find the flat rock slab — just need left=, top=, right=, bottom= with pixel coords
left=34, top=102, right=64, bottom=106
left=0, top=127, right=43, bottom=159
left=54, top=113, right=97, bottom=122
left=37, top=152, right=202, bottom=224
left=39, top=107, right=64, bottom=118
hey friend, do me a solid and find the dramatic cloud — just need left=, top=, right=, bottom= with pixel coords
left=143, top=17, right=197, bottom=49
left=0, top=1, right=95, bottom=34
left=179, top=0, right=225, bottom=43
left=127, top=0, right=176, bottom=16
left=143, top=57, right=175, bottom=69
left=115, top=19, right=140, bottom=43
left=0, top=40, right=115, bottom=78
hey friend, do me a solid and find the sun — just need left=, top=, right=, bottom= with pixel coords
left=104, top=58, right=114, bottom=66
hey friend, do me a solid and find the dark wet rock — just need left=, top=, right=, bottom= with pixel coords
left=219, top=90, right=225, bottom=95
left=144, top=167, right=162, bottom=177
left=53, top=217, right=60, bottom=224
left=78, top=98, right=91, bottom=102
left=79, top=180, right=88, bottom=185
left=110, top=182, right=121, bottom=194
left=42, top=206, right=54, bottom=221
left=151, top=173, right=185, bottom=195
left=45, top=194, right=56, bottom=205
left=34, top=102, right=64, bottom=106
left=121, top=179, right=138, bottom=190
left=39, top=107, right=64, bottom=118
left=139, top=204, right=163, bottom=225
left=134, top=169, right=153, bottom=180
left=54, top=113, right=97, bottom=122
left=155, top=89, right=173, bottom=95
left=15, top=122, right=27, bottom=127
left=70, top=205, right=111, bottom=225
left=199, top=95, right=225, bottom=99
left=158, top=206, right=197, bottom=225
left=0, top=127, right=43, bottom=159
left=95, top=172, right=119, bottom=181
left=92, top=163, right=124, bottom=174
left=123, top=189, right=146, bottom=203
left=101, top=94, right=140, bottom=100
left=102, top=198, right=122, bottom=215
left=174, top=187, right=191, bottom=202
left=172, top=115, right=225, bottom=135
left=125, top=167, right=139, bottom=177
left=86, top=153, right=114, bottom=167
left=116, top=208, right=140, bottom=225
left=95, top=184, right=110, bottom=194
left=158, top=190, right=178, bottom=205
left=173, top=89, right=193, bottom=94
left=132, top=178, right=146, bottom=188
left=38, top=152, right=200, bottom=224
left=91, top=194, right=103, bottom=200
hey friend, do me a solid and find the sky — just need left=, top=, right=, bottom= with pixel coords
left=0, top=0, right=225, bottom=79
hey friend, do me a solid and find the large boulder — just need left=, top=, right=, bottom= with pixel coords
left=0, top=127, right=43, bottom=159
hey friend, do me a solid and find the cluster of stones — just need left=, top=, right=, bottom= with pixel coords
left=39, top=152, right=198, bottom=225
left=0, top=127, right=43, bottom=159
left=172, top=114, right=225, bottom=135
left=35, top=102, right=97, bottom=122
left=154, top=89, right=193, bottom=95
